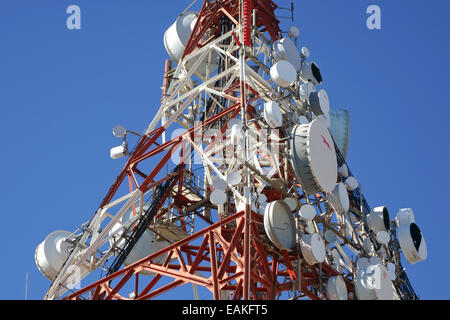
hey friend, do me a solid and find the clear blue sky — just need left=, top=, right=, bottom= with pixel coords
left=0, top=0, right=449, bottom=300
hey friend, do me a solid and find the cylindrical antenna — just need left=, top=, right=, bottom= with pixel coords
left=25, top=272, right=29, bottom=300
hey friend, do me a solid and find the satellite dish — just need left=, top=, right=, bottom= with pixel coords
left=212, top=177, right=227, bottom=191
left=309, top=89, right=330, bottom=116
left=324, top=229, right=338, bottom=243
left=396, top=208, right=415, bottom=227
left=113, top=125, right=126, bottom=138
left=299, top=61, right=322, bottom=85
left=299, top=204, right=316, bottom=221
left=264, top=200, right=296, bottom=251
left=273, top=37, right=302, bottom=71
left=367, top=206, right=391, bottom=233
left=398, top=222, right=427, bottom=264
left=35, top=230, right=72, bottom=281
left=288, top=26, right=300, bottom=39
left=264, top=101, right=283, bottom=128
left=226, top=170, right=242, bottom=186
left=344, top=176, right=359, bottom=191
left=328, top=182, right=350, bottom=213
left=301, top=46, right=310, bottom=59
left=376, top=231, right=390, bottom=245
left=210, top=190, right=227, bottom=205
left=283, top=197, right=297, bottom=212
left=300, top=233, right=326, bottom=265
left=164, top=11, right=198, bottom=62
left=387, top=262, right=396, bottom=281
left=338, top=163, right=349, bottom=178
left=355, top=263, right=394, bottom=300
left=164, top=11, right=218, bottom=76
left=299, top=82, right=315, bottom=102
left=373, top=264, right=394, bottom=300
left=290, top=119, right=338, bottom=194
left=327, top=275, right=348, bottom=300
left=270, top=60, right=297, bottom=88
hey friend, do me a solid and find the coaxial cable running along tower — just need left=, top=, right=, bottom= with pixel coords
left=35, top=0, right=427, bottom=300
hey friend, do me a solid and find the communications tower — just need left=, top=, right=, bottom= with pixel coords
left=35, top=0, right=427, bottom=300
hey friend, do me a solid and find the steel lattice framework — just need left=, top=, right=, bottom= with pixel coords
left=43, top=0, right=417, bottom=300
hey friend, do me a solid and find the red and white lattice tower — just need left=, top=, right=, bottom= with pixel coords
left=37, top=0, right=424, bottom=300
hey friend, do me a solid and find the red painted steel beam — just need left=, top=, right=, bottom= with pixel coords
left=182, top=0, right=280, bottom=59
left=64, top=211, right=245, bottom=300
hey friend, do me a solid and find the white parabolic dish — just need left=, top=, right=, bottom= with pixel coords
left=299, top=82, right=315, bottom=103
left=309, top=89, right=330, bottom=116
left=376, top=231, right=390, bottom=245
left=270, top=60, right=297, bottom=88
left=290, top=119, right=338, bottom=194
left=328, top=182, right=350, bottom=213
left=288, top=26, right=300, bottom=39
left=327, top=275, right=348, bottom=300
left=35, top=230, right=72, bottom=281
left=211, top=190, right=227, bottom=205
left=355, top=263, right=394, bottom=300
left=344, top=176, right=359, bottom=191
left=226, top=170, right=242, bottom=186
left=112, top=125, right=126, bottom=138
left=396, top=208, right=416, bottom=226
left=398, top=223, right=427, bottom=264
left=212, top=177, right=227, bottom=191
left=163, top=11, right=217, bottom=76
left=163, top=11, right=198, bottom=62
left=367, top=206, right=390, bottom=233
left=338, top=163, right=349, bottom=178
left=298, top=204, right=316, bottom=220
left=264, top=101, right=283, bottom=128
left=301, top=233, right=326, bottom=265
left=264, top=200, right=296, bottom=251
left=283, top=197, right=297, bottom=212
left=273, top=37, right=302, bottom=71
